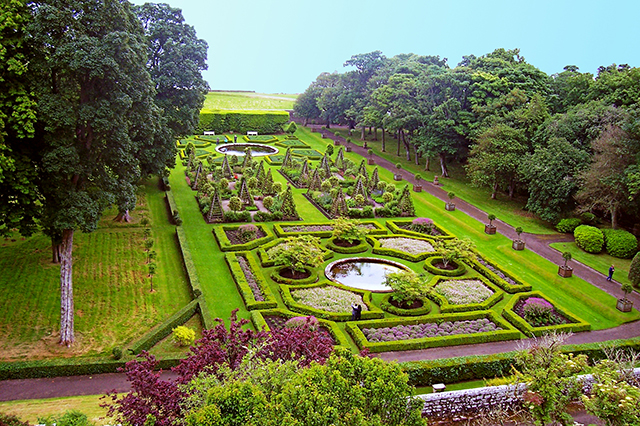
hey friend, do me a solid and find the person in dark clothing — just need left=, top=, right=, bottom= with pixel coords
left=607, top=264, right=615, bottom=281
left=351, top=303, right=362, bottom=320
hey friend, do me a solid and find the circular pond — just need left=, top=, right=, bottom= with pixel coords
left=325, top=257, right=410, bottom=292
left=215, top=143, right=278, bottom=157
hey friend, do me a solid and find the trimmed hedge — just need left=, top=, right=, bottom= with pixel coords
left=426, top=275, right=504, bottom=313
left=225, top=252, right=278, bottom=310
left=166, top=191, right=179, bottom=222
left=275, top=139, right=309, bottom=148
left=176, top=227, right=203, bottom=298
left=249, top=308, right=350, bottom=348
left=212, top=224, right=275, bottom=252
left=243, top=134, right=278, bottom=144
left=273, top=221, right=388, bottom=238
left=197, top=110, right=289, bottom=134
left=346, top=311, right=521, bottom=353
left=368, top=235, right=438, bottom=262
left=423, top=256, right=467, bottom=276
left=271, top=266, right=319, bottom=285
left=386, top=220, right=455, bottom=240
left=574, top=225, right=604, bottom=253
left=129, top=299, right=200, bottom=355
left=467, top=256, right=532, bottom=293
left=501, top=291, right=591, bottom=337
left=257, top=237, right=334, bottom=267
left=379, top=293, right=432, bottom=316
left=279, top=282, right=385, bottom=321
left=556, top=218, right=582, bottom=234
left=325, top=237, right=369, bottom=254
left=602, top=228, right=638, bottom=259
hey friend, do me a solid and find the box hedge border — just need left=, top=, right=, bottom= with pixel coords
left=243, top=134, right=278, bottom=144
left=176, top=226, right=203, bottom=298
left=467, top=256, right=532, bottom=293
left=325, top=237, right=370, bottom=254
left=502, top=291, right=591, bottom=337
left=423, top=255, right=467, bottom=276
left=425, top=275, right=504, bottom=313
left=225, top=252, right=278, bottom=310
left=212, top=223, right=275, bottom=252
left=250, top=308, right=351, bottom=348
left=367, top=234, right=438, bottom=262
left=386, top=219, right=455, bottom=240
left=275, top=139, right=309, bottom=149
left=379, top=294, right=432, bottom=316
left=166, top=191, right=179, bottom=218
left=257, top=237, right=334, bottom=267
left=273, top=221, right=388, bottom=238
left=279, top=281, right=385, bottom=321
left=346, top=311, right=521, bottom=353
left=271, top=266, right=320, bottom=285
left=263, top=155, right=284, bottom=166
left=197, top=110, right=289, bottom=134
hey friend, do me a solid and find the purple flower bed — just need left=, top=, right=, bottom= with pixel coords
left=263, top=315, right=336, bottom=345
left=362, top=318, right=501, bottom=342
left=281, top=224, right=377, bottom=233
left=399, top=221, right=442, bottom=236
left=237, top=255, right=265, bottom=301
left=514, top=297, right=569, bottom=327
left=476, top=256, right=518, bottom=285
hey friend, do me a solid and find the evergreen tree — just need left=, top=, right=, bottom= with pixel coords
left=280, top=185, right=299, bottom=220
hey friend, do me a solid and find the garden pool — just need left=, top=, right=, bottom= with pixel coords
left=325, top=257, right=409, bottom=292
left=215, top=143, right=278, bottom=157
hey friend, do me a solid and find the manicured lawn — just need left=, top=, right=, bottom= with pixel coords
left=203, top=91, right=296, bottom=111
left=0, top=395, right=113, bottom=425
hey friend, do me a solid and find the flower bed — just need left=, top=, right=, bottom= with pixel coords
left=426, top=276, right=504, bottom=313
left=386, top=220, right=454, bottom=240
left=292, top=286, right=368, bottom=313
left=257, top=237, right=333, bottom=267
left=213, top=223, right=275, bottom=252
left=273, top=221, right=387, bottom=238
left=224, top=252, right=277, bottom=310
left=379, top=293, right=432, bottom=316
left=423, top=256, right=467, bottom=277
left=325, top=237, right=369, bottom=254
left=468, top=256, right=531, bottom=293
left=346, top=311, right=521, bottom=353
left=502, top=291, right=591, bottom=336
left=379, top=237, right=435, bottom=255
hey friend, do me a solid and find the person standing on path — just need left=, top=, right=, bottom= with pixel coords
left=607, top=264, right=615, bottom=281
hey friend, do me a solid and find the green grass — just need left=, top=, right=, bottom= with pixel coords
left=0, top=395, right=113, bottom=425
left=203, top=92, right=296, bottom=111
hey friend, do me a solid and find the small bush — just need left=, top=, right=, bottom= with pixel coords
left=38, top=411, right=93, bottom=426
left=112, top=347, right=123, bottom=360
left=556, top=218, right=581, bottom=233
left=284, top=316, right=319, bottom=331
left=172, top=325, right=196, bottom=347
left=580, top=212, right=597, bottom=225
left=574, top=225, right=604, bottom=254
left=602, top=228, right=638, bottom=259
left=223, top=210, right=251, bottom=223
left=0, top=413, right=30, bottom=426
left=522, top=297, right=554, bottom=327
left=238, top=224, right=259, bottom=243
left=629, top=252, right=640, bottom=288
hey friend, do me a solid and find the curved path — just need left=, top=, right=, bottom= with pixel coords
left=1, top=127, right=638, bottom=401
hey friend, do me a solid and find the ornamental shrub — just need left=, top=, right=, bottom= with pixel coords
left=262, top=196, right=274, bottom=211
left=602, top=228, right=638, bottom=259
left=574, top=225, right=604, bottom=254
left=238, top=224, right=259, bottom=243
left=629, top=252, right=640, bottom=288
left=0, top=414, right=29, bottom=426
left=522, top=298, right=554, bottom=327
left=172, top=325, right=196, bottom=347
left=556, top=218, right=581, bottom=233
left=284, top=316, right=319, bottom=331
left=112, top=346, right=123, bottom=360
left=228, top=196, right=242, bottom=212
left=382, top=191, right=394, bottom=203
left=410, top=217, right=435, bottom=235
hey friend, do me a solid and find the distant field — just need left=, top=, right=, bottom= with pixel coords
left=203, top=91, right=297, bottom=110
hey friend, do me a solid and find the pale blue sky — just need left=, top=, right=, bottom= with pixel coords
left=132, top=0, right=640, bottom=94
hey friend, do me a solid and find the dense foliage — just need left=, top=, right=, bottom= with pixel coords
left=574, top=225, right=605, bottom=254
left=602, top=228, right=638, bottom=259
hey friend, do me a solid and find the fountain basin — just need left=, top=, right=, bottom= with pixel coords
left=215, top=143, right=278, bottom=157
left=325, top=257, right=410, bottom=292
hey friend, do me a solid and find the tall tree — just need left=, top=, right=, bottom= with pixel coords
left=29, top=0, right=167, bottom=345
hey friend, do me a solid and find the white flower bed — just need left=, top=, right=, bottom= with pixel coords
left=379, top=237, right=434, bottom=255
left=435, top=279, right=493, bottom=305
left=292, top=286, right=367, bottom=313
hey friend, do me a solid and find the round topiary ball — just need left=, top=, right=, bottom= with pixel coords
left=602, top=228, right=638, bottom=259
left=574, top=225, right=604, bottom=254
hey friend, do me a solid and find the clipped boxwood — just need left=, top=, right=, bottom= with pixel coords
left=325, top=237, right=369, bottom=254
left=213, top=223, right=275, bottom=252
left=279, top=282, right=385, bottom=321
left=379, top=293, right=432, bottom=316
left=250, top=308, right=351, bottom=348
left=385, top=219, right=454, bottom=240
left=271, top=266, right=319, bottom=285
left=556, top=218, right=582, bottom=233
left=368, top=235, right=437, bottom=262
left=225, top=252, right=278, bottom=310
left=273, top=221, right=387, bottom=238
left=467, top=256, right=532, bottom=293
left=602, top=228, right=638, bottom=259
left=426, top=275, right=504, bottom=313
left=574, top=225, right=604, bottom=253
left=176, top=227, right=203, bottom=298
left=423, top=256, right=467, bottom=276
left=257, top=237, right=333, bottom=267
left=346, top=311, right=521, bottom=353
left=502, top=291, right=591, bottom=337
left=197, top=110, right=289, bottom=134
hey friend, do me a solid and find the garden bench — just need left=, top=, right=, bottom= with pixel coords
left=204, top=131, right=215, bottom=135
left=247, top=131, right=258, bottom=136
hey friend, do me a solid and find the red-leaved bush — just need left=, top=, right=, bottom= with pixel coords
left=104, top=310, right=334, bottom=426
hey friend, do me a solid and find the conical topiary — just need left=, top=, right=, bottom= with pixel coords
left=192, top=163, right=202, bottom=190
left=221, top=155, right=233, bottom=179
left=238, top=178, right=254, bottom=206
left=307, top=167, right=322, bottom=192
left=206, top=189, right=224, bottom=222
left=298, top=160, right=310, bottom=186
left=357, top=159, right=368, bottom=181
left=397, top=185, right=415, bottom=216
left=352, top=175, right=369, bottom=200
left=280, top=185, right=299, bottom=220
left=254, top=160, right=265, bottom=182
left=330, top=187, right=349, bottom=218
left=369, top=167, right=380, bottom=191
left=335, top=147, right=345, bottom=170
left=242, top=147, right=253, bottom=169
left=282, top=148, right=294, bottom=169
left=320, top=153, right=332, bottom=177
left=262, top=168, right=274, bottom=194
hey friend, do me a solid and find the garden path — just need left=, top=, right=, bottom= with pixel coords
left=1, top=127, right=639, bottom=401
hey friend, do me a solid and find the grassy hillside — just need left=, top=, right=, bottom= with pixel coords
left=203, top=91, right=297, bottom=111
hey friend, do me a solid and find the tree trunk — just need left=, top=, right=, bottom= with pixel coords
left=304, top=118, right=309, bottom=126
left=368, top=126, right=372, bottom=135
left=381, top=128, right=386, bottom=151
left=425, top=156, right=430, bottom=171
left=397, top=130, right=401, bottom=156
left=372, top=127, right=378, bottom=141
left=403, top=133, right=411, bottom=161
left=439, top=153, right=449, bottom=177
left=114, top=210, right=132, bottom=222
left=59, top=229, right=74, bottom=346
left=491, top=182, right=498, bottom=199
left=508, top=179, right=515, bottom=198
left=326, top=119, right=330, bottom=129
left=415, top=148, right=420, bottom=165
left=361, top=126, right=365, bottom=140
left=611, top=204, right=619, bottom=229
left=51, top=241, right=61, bottom=264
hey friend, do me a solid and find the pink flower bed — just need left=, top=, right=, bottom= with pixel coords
left=363, top=318, right=501, bottom=342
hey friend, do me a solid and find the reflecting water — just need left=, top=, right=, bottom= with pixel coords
left=329, top=261, right=406, bottom=292
left=215, top=143, right=278, bottom=157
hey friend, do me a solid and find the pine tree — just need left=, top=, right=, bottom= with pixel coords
left=282, top=148, right=294, bottom=169
left=331, top=187, right=349, bottom=218
left=206, top=189, right=224, bottom=222
left=397, top=185, right=416, bottom=216
left=307, top=167, right=322, bottom=192
left=369, top=167, right=380, bottom=191
left=242, top=147, right=253, bottom=169
left=221, top=155, right=233, bottom=179
left=280, top=185, right=299, bottom=220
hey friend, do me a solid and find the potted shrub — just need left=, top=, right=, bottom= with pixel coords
left=433, top=175, right=440, bottom=185
left=394, top=163, right=403, bottom=181
left=445, top=192, right=456, bottom=211
left=558, top=251, right=573, bottom=278
left=413, top=174, right=423, bottom=192
left=346, top=137, right=352, bottom=152
left=485, top=214, right=497, bottom=234
left=616, top=282, right=634, bottom=312
left=512, top=226, right=525, bottom=250
left=367, top=149, right=375, bottom=165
